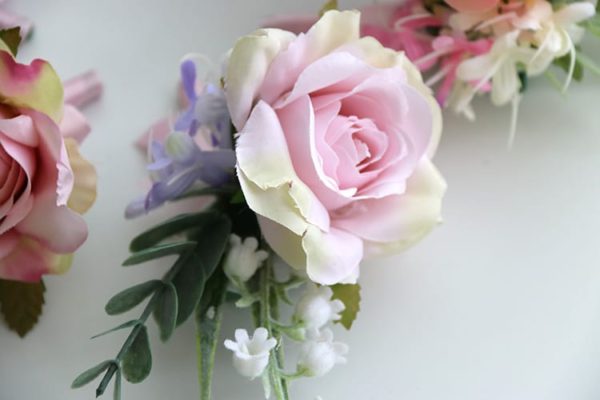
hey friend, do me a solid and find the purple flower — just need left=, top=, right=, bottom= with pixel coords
left=126, top=59, right=235, bottom=218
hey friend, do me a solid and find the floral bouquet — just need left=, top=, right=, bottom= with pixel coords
left=73, top=8, right=445, bottom=400
left=0, top=27, right=100, bottom=337
left=72, top=1, right=598, bottom=399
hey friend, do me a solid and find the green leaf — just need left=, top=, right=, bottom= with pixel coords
left=152, top=282, right=178, bottom=342
left=129, top=211, right=220, bottom=252
left=0, top=27, right=22, bottom=56
left=122, top=325, right=152, bottom=383
left=195, top=270, right=228, bottom=400
left=91, top=320, right=141, bottom=339
left=331, top=283, right=361, bottom=330
left=577, top=52, right=600, bottom=77
left=173, top=213, right=231, bottom=326
left=105, top=280, right=162, bottom=315
left=123, top=241, right=197, bottom=266
left=319, top=0, right=338, bottom=16
left=71, top=360, right=114, bottom=388
left=553, top=53, right=584, bottom=82
left=0, top=279, right=45, bottom=337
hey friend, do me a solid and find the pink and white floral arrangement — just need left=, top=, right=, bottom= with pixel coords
left=61, top=1, right=596, bottom=399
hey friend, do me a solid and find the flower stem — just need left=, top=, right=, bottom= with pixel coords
left=259, top=254, right=290, bottom=400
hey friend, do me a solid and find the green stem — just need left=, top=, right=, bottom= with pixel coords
left=195, top=298, right=224, bottom=400
left=259, top=255, right=289, bottom=400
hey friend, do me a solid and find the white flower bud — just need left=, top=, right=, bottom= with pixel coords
left=294, top=285, right=345, bottom=330
left=223, top=235, right=268, bottom=283
left=298, top=329, right=348, bottom=378
left=224, top=328, right=277, bottom=379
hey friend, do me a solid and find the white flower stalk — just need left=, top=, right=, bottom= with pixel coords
left=224, top=328, right=277, bottom=379
left=223, top=235, right=269, bottom=283
left=513, top=0, right=596, bottom=91
left=298, top=329, right=349, bottom=378
left=294, top=284, right=345, bottom=330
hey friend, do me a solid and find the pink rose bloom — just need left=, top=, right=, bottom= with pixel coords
left=0, top=45, right=98, bottom=282
left=226, top=11, right=446, bottom=284
left=445, top=0, right=500, bottom=13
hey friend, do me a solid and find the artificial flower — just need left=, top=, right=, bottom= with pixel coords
left=294, top=284, right=345, bottom=330
left=228, top=10, right=446, bottom=285
left=223, top=234, right=269, bottom=283
left=224, top=328, right=277, bottom=379
left=0, top=44, right=98, bottom=282
left=445, top=0, right=500, bottom=14
left=297, top=328, right=348, bottom=378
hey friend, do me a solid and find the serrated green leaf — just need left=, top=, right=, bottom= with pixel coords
left=152, top=282, right=178, bottom=342
left=105, top=280, right=162, bottom=316
left=173, top=213, right=231, bottom=326
left=123, top=241, right=196, bottom=266
left=331, top=283, right=361, bottom=330
left=122, top=326, right=152, bottom=383
left=91, top=320, right=141, bottom=339
left=71, top=360, right=114, bottom=388
left=0, top=28, right=22, bottom=56
left=319, top=0, right=338, bottom=16
left=0, top=279, right=45, bottom=337
left=129, top=211, right=220, bottom=252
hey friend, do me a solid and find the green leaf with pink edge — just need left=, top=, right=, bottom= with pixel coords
left=0, top=28, right=21, bottom=56
left=331, top=283, right=361, bottom=330
left=0, top=279, right=45, bottom=337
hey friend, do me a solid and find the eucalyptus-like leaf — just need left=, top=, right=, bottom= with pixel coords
left=129, top=211, right=220, bottom=252
left=0, top=279, right=45, bottom=337
left=122, top=241, right=196, bottom=266
left=105, top=280, right=162, bottom=315
left=331, top=283, right=361, bottom=330
left=71, top=360, right=114, bottom=388
left=152, top=282, right=178, bottom=342
left=173, top=213, right=231, bottom=326
left=122, top=326, right=152, bottom=383
left=91, top=320, right=141, bottom=339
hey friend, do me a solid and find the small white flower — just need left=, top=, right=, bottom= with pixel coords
left=294, top=285, right=345, bottom=330
left=298, top=329, right=348, bottom=378
left=224, top=328, right=277, bottom=379
left=223, top=235, right=269, bottom=283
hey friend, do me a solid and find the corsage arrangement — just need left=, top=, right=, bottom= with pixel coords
left=73, top=9, right=446, bottom=400
left=0, top=26, right=101, bottom=336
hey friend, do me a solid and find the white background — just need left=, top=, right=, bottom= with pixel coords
left=1, top=1, right=600, bottom=399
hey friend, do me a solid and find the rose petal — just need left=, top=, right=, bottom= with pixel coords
left=302, top=224, right=362, bottom=285
left=258, top=216, right=306, bottom=271
left=59, top=105, right=91, bottom=144
left=0, top=51, right=64, bottom=122
left=65, top=138, right=97, bottom=214
left=236, top=100, right=329, bottom=233
left=0, top=236, right=73, bottom=282
left=16, top=189, right=88, bottom=253
left=333, top=159, right=446, bottom=257
left=0, top=115, right=38, bottom=146
left=226, top=28, right=296, bottom=129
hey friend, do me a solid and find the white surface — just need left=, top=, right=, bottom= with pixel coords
left=1, top=1, right=600, bottom=399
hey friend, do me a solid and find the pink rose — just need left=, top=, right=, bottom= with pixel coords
left=445, top=0, right=500, bottom=13
left=0, top=48, right=98, bottom=282
left=226, top=10, right=446, bottom=285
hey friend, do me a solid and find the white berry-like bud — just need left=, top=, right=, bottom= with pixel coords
left=298, top=329, right=348, bottom=377
left=294, top=285, right=345, bottom=330
left=224, top=328, right=277, bottom=379
left=223, top=235, right=268, bottom=283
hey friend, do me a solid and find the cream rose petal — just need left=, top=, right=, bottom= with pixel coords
left=65, top=138, right=97, bottom=214
left=236, top=100, right=329, bottom=235
left=226, top=28, right=296, bottom=129
left=303, top=225, right=363, bottom=285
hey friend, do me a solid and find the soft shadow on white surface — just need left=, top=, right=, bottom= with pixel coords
left=1, top=1, right=600, bottom=399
